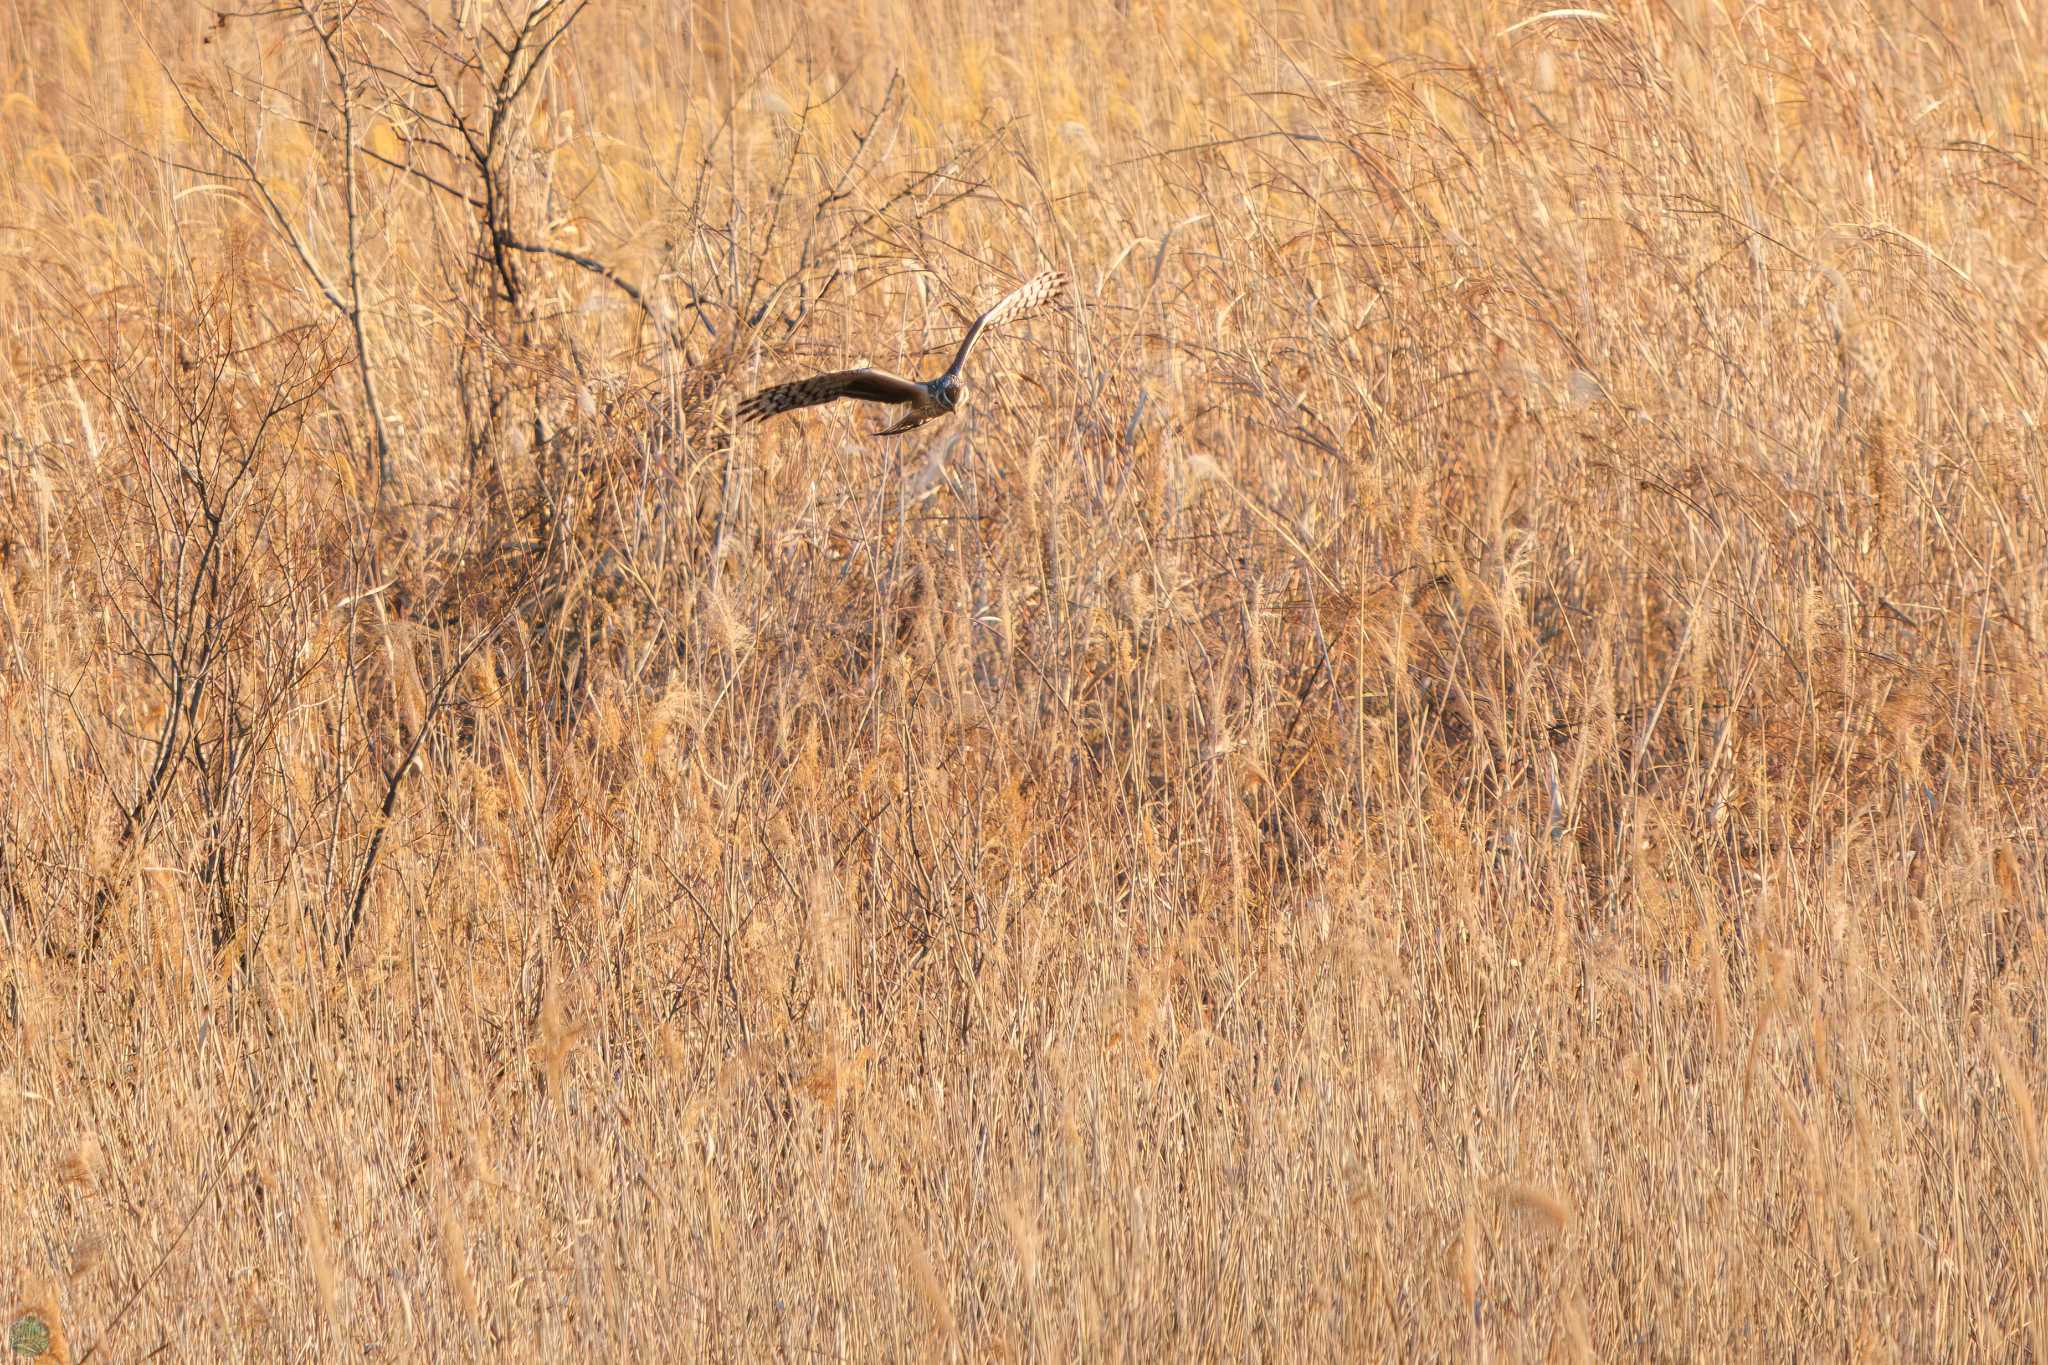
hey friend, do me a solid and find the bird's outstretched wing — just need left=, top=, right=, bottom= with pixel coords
left=737, top=368, right=925, bottom=423
left=943, top=270, right=1068, bottom=378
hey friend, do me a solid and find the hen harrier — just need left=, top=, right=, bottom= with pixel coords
left=737, top=270, right=1067, bottom=435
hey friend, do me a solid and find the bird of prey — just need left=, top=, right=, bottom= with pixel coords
left=737, top=270, right=1067, bottom=435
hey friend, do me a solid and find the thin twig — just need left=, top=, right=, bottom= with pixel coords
left=494, top=234, right=714, bottom=343
left=77, top=1108, right=266, bottom=1364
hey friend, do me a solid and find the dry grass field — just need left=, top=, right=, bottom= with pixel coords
left=1, top=0, right=2045, bottom=1357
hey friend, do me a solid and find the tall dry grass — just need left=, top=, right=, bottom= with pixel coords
left=0, top=0, right=2044, bottom=1356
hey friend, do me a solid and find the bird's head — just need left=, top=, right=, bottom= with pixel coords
left=933, top=376, right=964, bottom=410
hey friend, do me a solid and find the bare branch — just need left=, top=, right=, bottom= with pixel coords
left=494, top=233, right=715, bottom=344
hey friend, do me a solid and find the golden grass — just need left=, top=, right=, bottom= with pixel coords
left=0, top=0, right=2045, bottom=1356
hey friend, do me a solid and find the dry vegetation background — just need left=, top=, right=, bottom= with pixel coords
left=0, top=0, right=2045, bottom=1357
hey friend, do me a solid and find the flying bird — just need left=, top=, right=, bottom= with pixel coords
left=737, top=270, right=1067, bottom=435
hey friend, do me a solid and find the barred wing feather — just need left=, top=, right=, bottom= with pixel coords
left=944, top=270, right=1068, bottom=377
left=737, top=368, right=925, bottom=423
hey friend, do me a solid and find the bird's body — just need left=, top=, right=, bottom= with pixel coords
left=738, top=271, right=1066, bottom=434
